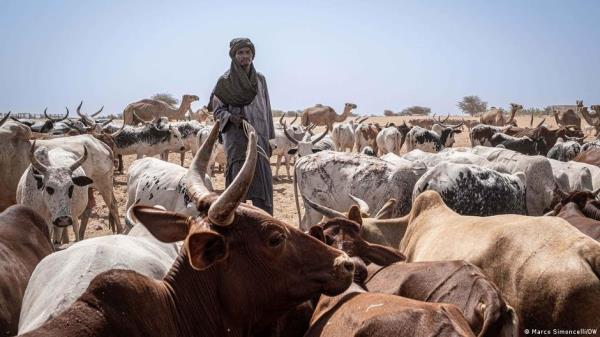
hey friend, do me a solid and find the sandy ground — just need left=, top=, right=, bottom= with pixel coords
left=79, top=114, right=574, bottom=240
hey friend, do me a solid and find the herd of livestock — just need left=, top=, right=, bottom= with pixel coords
left=1, top=95, right=600, bottom=336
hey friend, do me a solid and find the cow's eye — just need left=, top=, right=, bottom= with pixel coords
left=46, top=187, right=54, bottom=195
left=268, top=232, right=286, bottom=248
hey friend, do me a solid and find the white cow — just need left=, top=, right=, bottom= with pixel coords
left=126, top=157, right=213, bottom=220
left=295, top=151, right=427, bottom=230
left=16, top=144, right=93, bottom=244
left=0, top=113, right=32, bottom=211
left=375, top=126, right=404, bottom=156
left=548, top=159, right=593, bottom=193
left=18, top=209, right=180, bottom=333
left=470, top=146, right=556, bottom=215
left=331, top=117, right=368, bottom=152
left=37, top=134, right=122, bottom=236
left=160, top=120, right=207, bottom=166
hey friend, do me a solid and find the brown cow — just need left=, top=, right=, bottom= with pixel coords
left=305, top=284, right=476, bottom=337
left=307, top=200, right=519, bottom=337
left=353, top=123, right=381, bottom=153
left=399, top=191, right=600, bottom=331
left=506, top=125, right=583, bottom=155
left=548, top=190, right=600, bottom=241
left=575, top=147, right=600, bottom=167
left=18, top=121, right=354, bottom=337
left=0, top=205, right=53, bottom=337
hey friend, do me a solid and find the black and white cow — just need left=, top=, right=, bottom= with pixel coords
left=547, top=137, right=582, bottom=162
left=160, top=121, right=207, bottom=166
left=108, top=120, right=185, bottom=172
left=469, top=124, right=506, bottom=146
left=413, top=162, right=527, bottom=216
left=405, top=124, right=462, bottom=153
left=491, top=133, right=546, bottom=155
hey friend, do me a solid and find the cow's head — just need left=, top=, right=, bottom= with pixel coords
left=285, top=121, right=329, bottom=157
left=304, top=196, right=405, bottom=266
left=547, top=188, right=600, bottom=220
left=439, top=122, right=464, bottom=147
left=29, top=143, right=93, bottom=228
left=133, top=121, right=353, bottom=323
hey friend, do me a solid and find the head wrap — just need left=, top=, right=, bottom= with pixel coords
left=210, top=38, right=258, bottom=109
left=229, top=38, right=255, bottom=59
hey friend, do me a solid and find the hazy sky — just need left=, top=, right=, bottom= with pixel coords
left=1, top=0, right=599, bottom=116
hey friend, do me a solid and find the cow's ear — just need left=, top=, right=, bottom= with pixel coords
left=347, top=205, right=363, bottom=226
left=309, top=225, right=325, bottom=243
left=72, top=176, right=94, bottom=187
left=312, top=148, right=323, bottom=153
left=187, top=231, right=227, bottom=270
left=33, top=174, right=44, bottom=189
left=287, top=148, right=298, bottom=155
left=453, top=129, right=462, bottom=134
left=133, top=205, right=190, bottom=242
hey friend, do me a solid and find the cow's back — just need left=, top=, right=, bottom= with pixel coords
left=366, top=261, right=519, bottom=337
left=18, top=232, right=178, bottom=333
left=400, top=199, right=600, bottom=330
left=0, top=205, right=52, bottom=337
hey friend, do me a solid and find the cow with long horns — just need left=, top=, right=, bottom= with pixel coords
left=16, top=120, right=355, bottom=337
left=16, top=142, right=94, bottom=244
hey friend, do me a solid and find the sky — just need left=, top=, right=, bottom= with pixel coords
left=1, top=0, right=599, bottom=116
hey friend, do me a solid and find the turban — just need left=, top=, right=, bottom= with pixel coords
left=209, top=38, right=258, bottom=109
left=229, top=38, right=255, bottom=59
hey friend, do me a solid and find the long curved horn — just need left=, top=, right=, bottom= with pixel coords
left=358, top=117, right=369, bottom=124
left=100, top=118, right=113, bottom=127
left=0, top=111, right=10, bottom=128
left=29, top=141, right=49, bottom=174
left=207, top=121, right=257, bottom=226
left=69, top=146, right=88, bottom=172
left=76, top=101, right=96, bottom=126
left=91, top=106, right=104, bottom=117
left=76, top=101, right=85, bottom=118
left=278, top=113, right=285, bottom=127
left=535, top=118, right=546, bottom=128
left=311, top=125, right=329, bottom=145
left=442, top=113, right=450, bottom=123
left=133, top=110, right=152, bottom=124
left=185, top=122, right=220, bottom=205
left=592, top=187, right=600, bottom=197
left=453, top=121, right=464, bottom=129
left=290, top=112, right=298, bottom=125
left=302, top=196, right=347, bottom=219
left=283, top=121, right=299, bottom=144
left=349, top=194, right=370, bottom=215
left=530, top=110, right=534, bottom=127
left=109, top=123, right=126, bottom=137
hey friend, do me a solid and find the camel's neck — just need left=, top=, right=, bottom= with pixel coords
left=335, top=107, right=351, bottom=122
left=580, top=108, right=599, bottom=126
left=167, top=99, right=191, bottom=119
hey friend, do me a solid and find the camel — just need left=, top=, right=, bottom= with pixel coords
left=301, top=103, right=357, bottom=130
left=479, top=103, right=521, bottom=126
left=122, top=94, right=199, bottom=125
left=580, top=104, right=600, bottom=137
left=554, top=100, right=582, bottom=130
left=187, top=105, right=212, bottom=123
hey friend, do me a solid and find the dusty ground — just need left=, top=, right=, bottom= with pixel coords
left=80, top=114, right=575, bottom=240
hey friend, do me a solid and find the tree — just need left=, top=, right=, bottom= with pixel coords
left=384, top=109, right=395, bottom=116
left=457, top=96, right=487, bottom=116
left=151, top=93, right=179, bottom=107
left=401, top=106, right=431, bottom=116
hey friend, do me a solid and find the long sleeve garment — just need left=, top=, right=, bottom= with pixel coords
left=212, top=72, right=275, bottom=211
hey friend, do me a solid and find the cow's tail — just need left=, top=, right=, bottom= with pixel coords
left=293, top=163, right=302, bottom=227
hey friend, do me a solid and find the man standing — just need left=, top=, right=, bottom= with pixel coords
left=209, top=38, right=275, bottom=214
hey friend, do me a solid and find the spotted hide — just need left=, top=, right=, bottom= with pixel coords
left=413, top=162, right=527, bottom=216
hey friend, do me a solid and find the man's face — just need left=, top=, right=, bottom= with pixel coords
left=235, top=47, right=253, bottom=67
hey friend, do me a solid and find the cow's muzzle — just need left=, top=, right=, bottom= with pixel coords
left=53, top=216, right=73, bottom=227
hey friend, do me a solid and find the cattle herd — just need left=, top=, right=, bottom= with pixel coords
left=1, top=98, right=600, bottom=337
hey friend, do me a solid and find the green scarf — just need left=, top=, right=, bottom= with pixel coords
left=211, top=38, right=258, bottom=108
